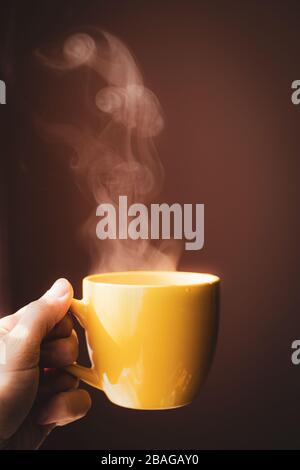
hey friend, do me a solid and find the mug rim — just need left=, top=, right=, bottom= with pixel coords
left=83, top=271, right=220, bottom=288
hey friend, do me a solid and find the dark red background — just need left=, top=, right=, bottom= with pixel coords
left=0, top=0, right=299, bottom=449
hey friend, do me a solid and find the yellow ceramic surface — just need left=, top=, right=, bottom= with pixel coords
left=66, top=271, right=220, bottom=410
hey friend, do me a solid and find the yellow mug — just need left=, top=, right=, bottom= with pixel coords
left=66, top=271, right=220, bottom=410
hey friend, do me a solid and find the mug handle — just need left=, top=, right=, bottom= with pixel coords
left=64, top=298, right=100, bottom=389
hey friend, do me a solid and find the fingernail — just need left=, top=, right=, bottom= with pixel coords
left=46, top=279, right=70, bottom=299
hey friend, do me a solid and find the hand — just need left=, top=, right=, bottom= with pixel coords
left=0, top=278, right=91, bottom=449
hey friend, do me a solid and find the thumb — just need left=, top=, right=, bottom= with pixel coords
left=13, top=279, right=73, bottom=346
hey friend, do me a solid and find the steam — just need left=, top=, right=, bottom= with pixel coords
left=37, top=29, right=181, bottom=272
